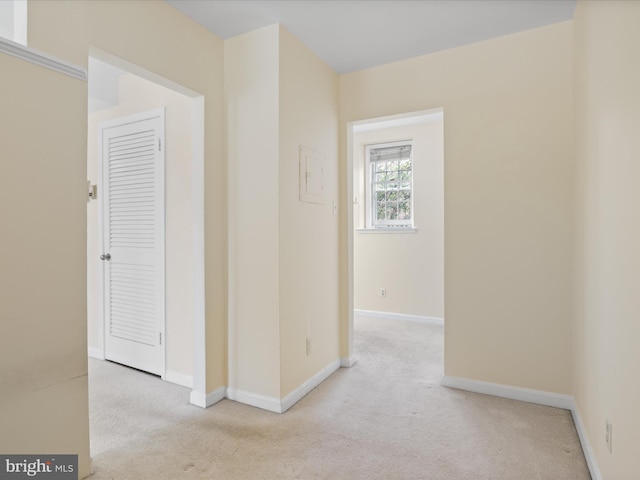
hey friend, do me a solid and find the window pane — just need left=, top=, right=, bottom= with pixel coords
left=398, top=201, right=410, bottom=219
left=386, top=203, right=398, bottom=219
left=377, top=203, right=386, bottom=220
left=399, top=190, right=410, bottom=201
left=389, top=160, right=398, bottom=171
left=386, top=191, right=397, bottom=202
left=399, top=170, right=411, bottom=181
left=374, top=182, right=385, bottom=191
left=375, top=172, right=386, bottom=182
left=400, top=182, right=411, bottom=190
left=399, top=159, right=411, bottom=170
left=387, top=183, right=398, bottom=190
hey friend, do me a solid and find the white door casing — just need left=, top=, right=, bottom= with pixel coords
left=99, top=109, right=165, bottom=376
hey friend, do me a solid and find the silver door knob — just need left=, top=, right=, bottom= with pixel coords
left=100, top=253, right=111, bottom=261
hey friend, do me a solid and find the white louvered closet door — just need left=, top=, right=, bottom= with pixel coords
left=100, top=109, right=165, bottom=376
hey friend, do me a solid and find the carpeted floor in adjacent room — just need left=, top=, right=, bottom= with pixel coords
left=87, top=314, right=590, bottom=479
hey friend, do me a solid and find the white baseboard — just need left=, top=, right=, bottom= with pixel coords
left=340, top=355, right=357, bottom=368
left=88, top=347, right=104, bottom=360
left=441, top=375, right=574, bottom=409
left=570, top=401, right=603, bottom=480
left=354, top=309, right=444, bottom=326
left=190, top=385, right=226, bottom=408
left=227, top=359, right=341, bottom=414
left=165, top=370, right=194, bottom=388
left=281, top=359, right=340, bottom=412
left=441, top=375, right=602, bottom=480
left=226, top=388, right=282, bottom=413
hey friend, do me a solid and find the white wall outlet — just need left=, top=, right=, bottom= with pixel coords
left=306, top=337, right=312, bottom=356
left=379, top=288, right=386, bottom=298
left=606, top=419, right=612, bottom=453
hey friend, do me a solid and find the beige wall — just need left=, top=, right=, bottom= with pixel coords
left=353, top=119, right=444, bottom=318
left=226, top=25, right=340, bottom=402
left=13, top=1, right=225, bottom=475
left=87, top=73, right=194, bottom=380
left=225, top=24, right=281, bottom=398
left=340, top=22, right=574, bottom=394
left=573, top=1, right=640, bottom=478
left=0, top=54, right=90, bottom=475
left=278, top=27, right=339, bottom=397
left=16, top=1, right=637, bottom=477
left=30, top=0, right=228, bottom=389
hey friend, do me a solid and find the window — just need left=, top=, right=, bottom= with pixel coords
left=366, top=141, right=413, bottom=229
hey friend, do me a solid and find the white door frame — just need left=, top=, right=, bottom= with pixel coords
left=89, top=48, right=206, bottom=403
left=345, top=108, right=445, bottom=365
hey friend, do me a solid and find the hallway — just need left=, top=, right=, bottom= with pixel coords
left=88, top=315, right=589, bottom=479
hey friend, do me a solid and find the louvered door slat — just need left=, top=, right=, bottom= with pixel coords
left=102, top=109, right=165, bottom=376
left=109, top=158, right=155, bottom=168
left=109, top=131, right=157, bottom=346
left=109, top=176, right=153, bottom=183
left=108, top=131, right=155, bottom=252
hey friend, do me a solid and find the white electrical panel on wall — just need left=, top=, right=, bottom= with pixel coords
left=299, top=145, right=326, bottom=204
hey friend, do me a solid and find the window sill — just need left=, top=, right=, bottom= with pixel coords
left=356, top=228, right=417, bottom=234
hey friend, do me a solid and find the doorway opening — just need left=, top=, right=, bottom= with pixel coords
left=346, top=109, right=445, bottom=365
left=86, top=48, right=206, bottom=404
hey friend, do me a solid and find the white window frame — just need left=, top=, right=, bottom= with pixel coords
left=365, top=140, right=414, bottom=229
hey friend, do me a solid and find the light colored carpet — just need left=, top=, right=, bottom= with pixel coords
left=88, top=315, right=590, bottom=479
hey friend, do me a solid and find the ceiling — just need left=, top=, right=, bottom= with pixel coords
left=166, top=0, right=576, bottom=74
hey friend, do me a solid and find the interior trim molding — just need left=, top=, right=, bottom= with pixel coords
left=441, top=375, right=574, bottom=409
left=281, top=359, right=340, bottom=413
left=226, top=388, right=281, bottom=413
left=190, top=386, right=226, bottom=409
left=441, top=375, right=602, bottom=480
left=355, top=309, right=444, bottom=326
left=570, top=401, right=603, bottom=480
left=0, top=37, right=87, bottom=81
left=87, top=347, right=105, bottom=360
left=227, top=359, right=341, bottom=414
left=340, top=355, right=358, bottom=368
left=165, top=370, right=194, bottom=389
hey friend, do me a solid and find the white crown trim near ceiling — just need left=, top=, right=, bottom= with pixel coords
left=0, top=36, right=87, bottom=81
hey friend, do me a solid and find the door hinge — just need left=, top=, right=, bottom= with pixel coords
left=159, top=332, right=162, bottom=345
